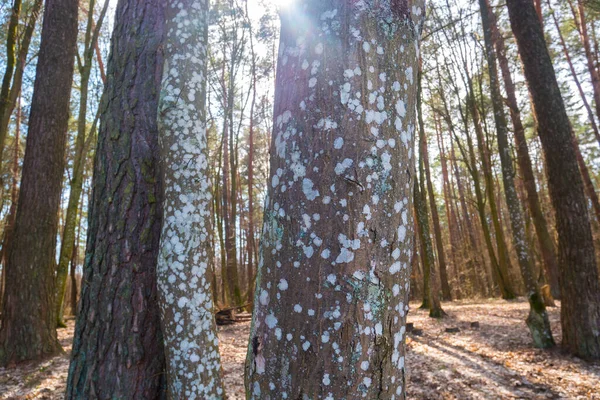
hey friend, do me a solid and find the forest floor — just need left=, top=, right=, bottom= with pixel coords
left=1, top=299, right=599, bottom=399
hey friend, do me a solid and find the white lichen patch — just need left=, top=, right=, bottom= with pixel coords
left=157, top=1, right=223, bottom=398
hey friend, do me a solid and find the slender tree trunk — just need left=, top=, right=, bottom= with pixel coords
left=156, top=1, right=224, bottom=396
left=0, top=94, right=21, bottom=311
left=506, top=0, right=600, bottom=359
left=66, top=0, right=168, bottom=396
left=479, top=0, right=555, bottom=347
left=573, top=135, right=600, bottom=223
left=55, top=0, right=110, bottom=327
left=0, top=0, right=78, bottom=366
left=415, top=178, right=443, bottom=317
left=575, top=1, right=600, bottom=138
left=0, top=0, right=43, bottom=170
left=422, top=110, right=452, bottom=301
left=245, top=1, right=425, bottom=397
left=0, top=0, right=21, bottom=174
left=245, top=0, right=257, bottom=307
left=70, top=185, right=86, bottom=317
left=468, top=88, right=517, bottom=299
left=492, top=2, right=560, bottom=298
left=436, top=121, right=462, bottom=299
left=549, top=0, right=600, bottom=147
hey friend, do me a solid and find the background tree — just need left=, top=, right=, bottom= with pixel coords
left=0, top=0, right=79, bottom=366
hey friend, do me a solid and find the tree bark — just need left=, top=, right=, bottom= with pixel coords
left=0, top=0, right=78, bottom=366
left=506, top=0, right=600, bottom=360
left=66, top=0, right=168, bottom=396
left=156, top=1, right=224, bottom=397
left=245, top=1, right=425, bottom=398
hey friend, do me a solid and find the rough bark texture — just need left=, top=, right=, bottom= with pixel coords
left=479, top=0, right=554, bottom=348
left=66, top=0, right=168, bottom=396
left=506, top=0, right=600, bottom=360
left=245, top=1, right=425, bottom=398
left=0, top=0, right=78, bottom=366
left=156, top=1, right=224, bottom=398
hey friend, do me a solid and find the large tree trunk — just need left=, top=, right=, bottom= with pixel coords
left=245, top=1, right=425, bottom=398
left=506, top=0, right=600, bottom=360
left=0, top=0, right=78, bottom=366
left=66, top=0, right=168, bottom=396
left=479, top=0, right=554, bottom=348
left=156, top=1, right=224, bottom=397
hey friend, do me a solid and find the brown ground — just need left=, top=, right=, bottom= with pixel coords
left=1, top=299, right=599, bottom=399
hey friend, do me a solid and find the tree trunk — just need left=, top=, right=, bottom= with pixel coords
left=468, top=88, right=517, bottom=299
left=66, top=0, right=168, bottom=396
left=156, top=1, right=224, bottom=397
left=435, top=121, right=462, bottom=299
left=0, top=94, right=21, bottom=311
left=422, top=112, right=452, bottom=301
left=506, top=0, right=600, bottom=360
left=55, top=0, right=110, bottom=327
left=0, top=0, right=78, bottom=366
left=245, top=1, right=425, bottom=397
left=0, top=0, right=21, bottom=176
left=0, top=0, right=43, bottom=171
left=493, top=1, right=561, bottom=299
left=245, top=0, right=257, bottom=307
left=479, top=0, right=554, bottom=348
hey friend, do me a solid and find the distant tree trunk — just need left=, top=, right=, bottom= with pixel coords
left=55, top=0, right=110, bottom=327
left=156, top=1, right=224, bottom=397
left=222, top=100, right=241, bottom=306
left=0, top=94, right=21, bottom=311
left=574, top=1, right=600, bottom=136
left=0, top=0, right=78, bottom=366
left=422, top=110, right=452, bottom=301
left=573, top=135, right=600, bottom=223
left=0, top=0, right=43, bottom=170
left=468, top=88, right=517, bottom=299
left=245, top=1, right=425, bottom=397
left=66, top=0, right=168, bottom=396
left=415, top=178, right=443, bottom=317
left=435, top=121, right=462, bottom=299
left=549, top=0, right=600, bottom=148
left=245, top=0, right=257, bottom=307
left=506, top=0, right=600, bottom=360
left=479, top=0, right=555, bottom=348
left=437, top=72, right=490, bottom=296
left=69, top=187, right=85, bottom=317
left=0, top=0, right=22, bottom=173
